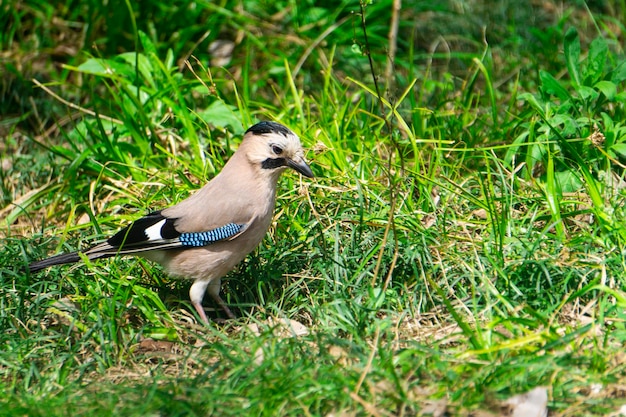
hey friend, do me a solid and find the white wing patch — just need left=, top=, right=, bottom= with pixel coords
left=144, top=219, right=167, bottom=241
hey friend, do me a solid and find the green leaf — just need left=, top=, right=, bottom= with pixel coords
left=577, top=85, right=599, bottom=102
left=142, top=327, right=179, bottom=341
left=611, top=60, right=626, bottom=84
left=584, top=37, right=608, bottom=85
left=543, top=150, right=566, bottom=239
left=118, top=52, right=154, bottom=84
left=564, top=27, right=581, bottom=88
left=610, top=143, right=626, bottom=158
left=197, top=100, right=244, bottom=134
left=519, top=92, right=546, bottom=117
left=539, top=70, right=571, bottom=102
left=138, top=30, right=157, bottom=56
left=550, top=113, right=578, bottom=137
left=75, top=58, right=135, bottom=80
left=165, top=48, right=175, bottom=70
left=595, top=80, right=617, bottom=100
left=555, top=169, right=582, bottom=193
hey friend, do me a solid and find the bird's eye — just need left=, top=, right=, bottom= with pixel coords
left=271, top=145, right=283, bottom=155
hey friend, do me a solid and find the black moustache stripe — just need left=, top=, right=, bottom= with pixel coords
left=261, top=157, right=287, bottom=170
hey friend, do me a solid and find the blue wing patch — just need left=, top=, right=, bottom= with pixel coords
left=179, top=223, right=244, bottom=247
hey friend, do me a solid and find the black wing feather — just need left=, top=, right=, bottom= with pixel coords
left=107, top=210, right=180, bottom=248
left=29, top=210, right=247, bottom=273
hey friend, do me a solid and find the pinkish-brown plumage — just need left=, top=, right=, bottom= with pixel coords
left=29, top=121, right=314, bottom=323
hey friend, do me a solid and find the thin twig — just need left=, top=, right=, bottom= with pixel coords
left=358, top=2, right=388, bottom=131
left=353, top=325, right=380, bottom=395
left=32, top=79, right=123, bottom=126
left=359, top=2, right=401, bottom=288
left=179, top=30, right=212, bottom=72
left=385, top=0, right=401, bottom=92
left=348, top=390, right=389, bottom=417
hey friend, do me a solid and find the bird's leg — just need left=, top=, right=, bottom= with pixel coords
left=208, top=292, right=236, bottom=320
left=206, top=278, right=237, bottom=320
left=190, top=279, right=212, bottom=323
left=190, top=278, right=236, bottom=323
left=192, top=300, right=210, bottom=324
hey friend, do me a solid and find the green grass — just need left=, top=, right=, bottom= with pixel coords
left=2, top=0, right=626, bottom=415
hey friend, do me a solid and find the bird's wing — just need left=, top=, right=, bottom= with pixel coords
left=87, top=210, right=247, bottom=257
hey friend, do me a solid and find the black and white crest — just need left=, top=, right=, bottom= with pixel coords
left=246, top=121, right=293, bottom=137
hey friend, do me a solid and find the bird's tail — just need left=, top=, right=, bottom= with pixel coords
left=28, top=244, right=115, bottom=274
left=28, top=252, right=83, bottom=273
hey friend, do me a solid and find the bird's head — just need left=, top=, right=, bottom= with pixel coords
left=242, top=121, right=314, bottom=179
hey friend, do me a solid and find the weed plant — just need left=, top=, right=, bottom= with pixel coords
left=1, top=0, right=626, bottom=415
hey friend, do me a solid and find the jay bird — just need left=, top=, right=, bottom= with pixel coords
left=28, top=121, right=314, bottom=323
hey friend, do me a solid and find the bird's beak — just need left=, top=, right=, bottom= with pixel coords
left=287, top=157, right=314, bottom=178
